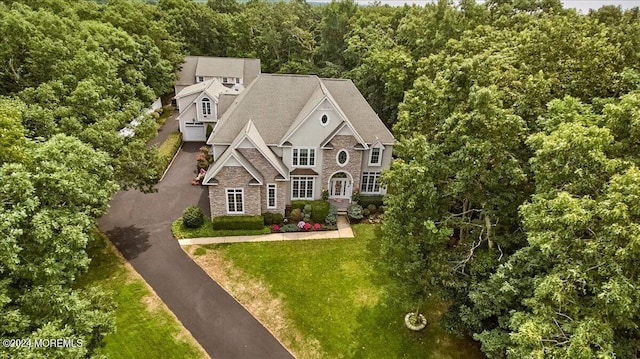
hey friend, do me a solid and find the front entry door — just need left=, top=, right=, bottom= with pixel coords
left=330, top=178, right=348, bottom=198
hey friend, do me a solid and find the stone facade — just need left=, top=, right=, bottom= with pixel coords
left=208, top=166, right=261, bottom=218
left=236, top=148, right=286, bottom=215
left=320, top=135, right=363, bottom=198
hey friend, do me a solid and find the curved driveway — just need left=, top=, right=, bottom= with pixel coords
left=99, top=142, right=294, bottom=359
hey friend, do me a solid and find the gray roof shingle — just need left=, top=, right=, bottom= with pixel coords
left=208, top=74, right=394, bottom=146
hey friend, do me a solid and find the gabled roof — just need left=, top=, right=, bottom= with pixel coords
left=201, top=148, right=263, bottom=186
left=208, top=74, right=394, bottom=146
left=176, top=56, right=261, bottom=87
left=175, top=79, right=229, bottom=100
left=233, top=120, right=289, bottom=180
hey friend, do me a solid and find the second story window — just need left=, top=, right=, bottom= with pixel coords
left=196, top=76, right=204, bottom=83
left=235, top=77, right=241, bottom=84
left=202, top=98, right=211, bottom=116
left=292, top=148, right=316, bottom=167
left=369, top=146, right=382, bottom=166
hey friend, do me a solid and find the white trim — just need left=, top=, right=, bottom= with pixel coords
left=336, top=149, right=349, bottom=167
left=361, top=172, right=382, bottom=194
left=291, top=147, right=316, bottom=168
left=267, top=183, right=277, bottom=209
left=327, top=171, right=353, bottom=201
left=225, top=188, right=245, bottom=214
left=291, top=176, right=315, bottom=200
left=368, top=145, right=383, bottom=166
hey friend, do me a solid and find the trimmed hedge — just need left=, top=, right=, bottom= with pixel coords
left=358, top=195, right=384, bottom=208
left=289, top=200, right=330, bottom=223
left=262, top=212, right=284, bottom=225
left=212, top=215, right=264, bottom=230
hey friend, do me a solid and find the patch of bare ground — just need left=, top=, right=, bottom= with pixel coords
left=105, top=239, right=210, bottom=359
left=185, top=245, right=325, bottom=359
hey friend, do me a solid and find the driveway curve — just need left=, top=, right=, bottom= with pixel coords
left=99, top=142, right=294, bottom=359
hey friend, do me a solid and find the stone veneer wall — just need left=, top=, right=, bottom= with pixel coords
left=320, top=135, right=363, bottom=195
left=236, top=148, right=287, bottom=215
left=208, top=166, right=261, bottom=218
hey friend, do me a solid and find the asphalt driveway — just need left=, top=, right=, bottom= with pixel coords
left=99, top=141, right=294, bottom=359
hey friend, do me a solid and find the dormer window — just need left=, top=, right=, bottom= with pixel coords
left=222, top=77, right=229, bottom=83
left=202, top=98, right=211, bottom=116
left=197, top=76, right=204, bottom=83
left=368, top=146, right=383, bottom=166
left=235, top=77, right=241, bottom=84
left=320, top=114, right=329, bottom=126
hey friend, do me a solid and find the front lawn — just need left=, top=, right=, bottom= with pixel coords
left=189, top=225, right=485, bottom=359
left=75, top=231, right=206, bottom=359
left=172, top=217, right=271, bottom=239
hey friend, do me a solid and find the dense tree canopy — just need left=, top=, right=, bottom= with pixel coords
left=1, top=0, right=639, bottom=357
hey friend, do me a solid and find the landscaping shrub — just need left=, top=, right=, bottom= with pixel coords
left=347, top=204, right=364, bottom=220
left=157, top=132, right=182, bottom=172
left=212, top=215, right=264, bottom=230
left=280, top=223, right=299, bottom=232
left=367, top=204, right=377, bottom=214
left=182, top=206, right=204, bottom=228
left=290, top=201, right=307, bottom=211
left=262, top=212, right=274, bottom=225
left=272, top=213, right=284, bottom=225
left=325, top=205, right=338, bottom=225
left=359, top=195, right=384, bottom=208
left=290, top=208, right=303, bottom=222
left=363, top=208, right=371, bottom=217
left=311, top=201, right=330, bottom=223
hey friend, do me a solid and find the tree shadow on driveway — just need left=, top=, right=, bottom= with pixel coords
left=106, top=225, right=151, bottom=260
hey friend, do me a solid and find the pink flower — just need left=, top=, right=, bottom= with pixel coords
left=313, top=223, right=322, bottom=231
left=303, top=223, right=312, bottom=231
left=271, top=224, right=280, bottom=232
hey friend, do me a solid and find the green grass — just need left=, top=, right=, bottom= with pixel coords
left=172, top=217, right=271, bottom=239
left=207, top=224, right=485, bottom=359
left=75, top=231, right=205, bottom=359
left=157, top=131, right=182, bottom=172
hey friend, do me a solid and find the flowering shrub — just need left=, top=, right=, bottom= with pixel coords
left=271, top=224, right=280, bottom=232
left=351, top=187, right=361, bottom=203
left=303, top=223, right=312, bottom=231
left=313, top=223, right=321, bottom=231
left=297, top=221, right=306, bottom=229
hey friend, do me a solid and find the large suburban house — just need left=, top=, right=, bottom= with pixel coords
left=174, top=56, right=261, bottom=141
left=197, top=73, right=395, bottom=217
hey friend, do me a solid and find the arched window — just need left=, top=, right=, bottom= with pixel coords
left=336, top=149, right=349, bottom=166
left=202, top=98, right=211, bottom=116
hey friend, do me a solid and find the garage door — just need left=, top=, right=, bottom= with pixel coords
left=183, top=122, right=206, bottom=142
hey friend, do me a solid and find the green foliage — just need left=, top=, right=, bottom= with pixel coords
left=171, top=217, right=270, bottom=239
left=272, top=213, right=284, bottom=225
left=346, top=204, right=363, bottom=220
left=280, top=223, right=299, bottom=233
left=359, top=194, right=384, bottom=208
left=262, top=212, right=274, bottom=225
left=325, top=205, right=338, bottom=226
left=311, top=200, right=330, bottom=223
left=290, top=208, right=302, bottom=222
left=211, top=215, right=264, bottom=230
left=182, top=206, right=204, bottom=229
left=157, top=131, right=183, bottom=172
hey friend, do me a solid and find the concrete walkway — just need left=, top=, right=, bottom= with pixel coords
left=179, top=216, right=354, bottom=245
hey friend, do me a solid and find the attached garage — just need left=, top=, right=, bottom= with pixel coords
left=183, top=121, right=206, bottom=142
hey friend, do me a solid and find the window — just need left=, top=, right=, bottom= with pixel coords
left=361, top=172, right=381, bottom=193
left=369, top=147, right=382, bottom=166
left=196, top=76, right=204, bottom=83
left=292, top=176, right=314, bottom=199
left=292, top=148, right=316, bottom=167
left=235, top=77, right=241, bottom=84
left=336, top=149, right=349, bottom=166
left=222, top=77, right=229, bottom=83
left=267, top=184, right=277, bottom=209
left=320, top=114, right=329, bottom=126
left=201, top=98, right=211, bottom=116
left=226, top=188, right=244, bottom=214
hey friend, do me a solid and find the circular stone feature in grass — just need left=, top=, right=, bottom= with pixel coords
left=404, top=313, right=427, bottom=331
